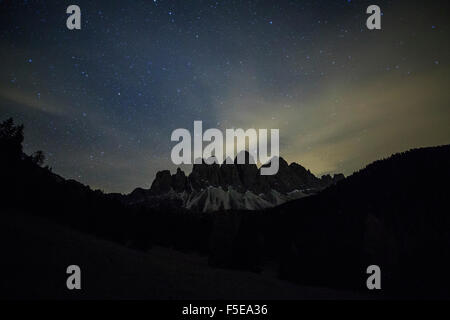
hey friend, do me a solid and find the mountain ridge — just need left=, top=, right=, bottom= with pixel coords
left=124, top=152, right=344, bottom=212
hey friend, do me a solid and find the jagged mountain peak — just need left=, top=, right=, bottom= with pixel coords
left=127, top=154, right=345, bottom=212
left=233, top=150, right=257, bottom=165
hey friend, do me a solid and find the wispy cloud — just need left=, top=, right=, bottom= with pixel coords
left=213, top=67, right=450, bottom=176
left=0, top=87, right=71, bottom=117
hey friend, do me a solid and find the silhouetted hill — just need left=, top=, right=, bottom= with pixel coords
left=1, top=118, right=449, bottom=298
left=228, top=145, right=450, bottom=297
left=0, top=118, right=206, bottom=254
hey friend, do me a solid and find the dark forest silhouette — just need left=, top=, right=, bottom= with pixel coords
left=1, top=118, right=450, bottom=298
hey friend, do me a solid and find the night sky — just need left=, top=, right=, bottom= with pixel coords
left=0, top=0, right=448, bottom=193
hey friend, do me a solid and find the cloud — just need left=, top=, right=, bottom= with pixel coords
left=213, top=67, right=450, bottom=176
left=0, top=87, right=71, bottom=116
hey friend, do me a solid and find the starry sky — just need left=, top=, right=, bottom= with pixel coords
left=0, top=0, right=449, bottom=193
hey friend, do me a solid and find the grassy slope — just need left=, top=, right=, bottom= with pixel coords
left=0, top=211, right=361, bottom=300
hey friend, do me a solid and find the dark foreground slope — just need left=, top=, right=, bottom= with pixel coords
left=0, top=211, right=359, bottom=300
left=252, top=145, right=450, bottom=297
left=1, top=119, right=449, bottom=298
